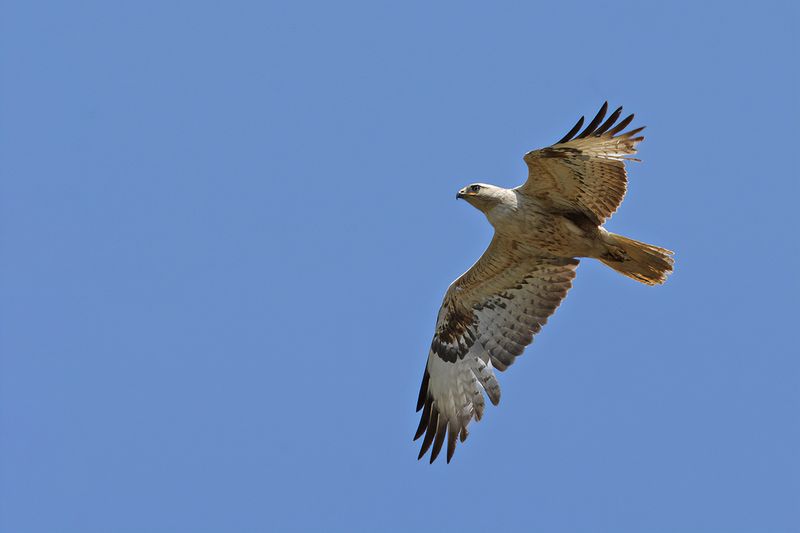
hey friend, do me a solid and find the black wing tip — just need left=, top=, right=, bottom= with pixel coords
left=417, top=434, right=434, bottom=460
left=416, top=402, right=438, bottom=459
left=595, top=105, right=623, bottom=135
left=445, top=425, right=458, bottom=463
left=576, top=101, right=608, bottom=139
left=429, top=419, right=447, bottom=463
left=415, top=368, right=430, bottom=412
left=625, top=125, right=646, bottom=138
left=413, top=396, right=432, bottom=441
left=554, top=102, right=644, bottom=144
left=555, top=115, right=584, bottom=145
left=415, top=404, right=466, bottom=464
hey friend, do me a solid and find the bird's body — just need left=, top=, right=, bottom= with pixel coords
left=415, top=103, right=674, bottom=463
left=479, top=187, right=604, bottom=258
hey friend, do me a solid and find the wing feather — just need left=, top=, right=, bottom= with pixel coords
left=556, top=115, right=585, bottom=144
left=414, top=236, right=578, bottom=463
left=576, top=101, right=608, bottom=138
left=521, top=102, right=644, bottom=224
left=595, top=106, right=623, bottom=135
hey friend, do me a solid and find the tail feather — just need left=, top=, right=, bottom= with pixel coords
left=600, top=233, right=674, bottom=285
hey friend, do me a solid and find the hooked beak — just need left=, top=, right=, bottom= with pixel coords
left=456, top=189, right=466, bottom=200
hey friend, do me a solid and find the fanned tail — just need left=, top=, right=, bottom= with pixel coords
left=600, top=233, right=674, bottom=285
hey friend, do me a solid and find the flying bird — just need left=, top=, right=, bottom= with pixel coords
left=414, top=102, right=674, bottom=463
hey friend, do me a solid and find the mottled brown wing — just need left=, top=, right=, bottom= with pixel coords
left=521, top=102, right=645, bottom=225
left=414, top=235, right=578, bottom=463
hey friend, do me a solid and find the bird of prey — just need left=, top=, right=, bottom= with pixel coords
left=414, top=102, right=674, bottom=463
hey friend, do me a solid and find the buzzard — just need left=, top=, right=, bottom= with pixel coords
left=415, top=102, right=674, bottom=463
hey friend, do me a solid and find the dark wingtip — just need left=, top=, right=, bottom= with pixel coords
left=596, top=105, right=623, bottom=135
left=429, top=420, right=447, bottom=463
left=417, top=434, right=431, bottom=460
left=556, top=116, right=584, bottom=144
left=608, top=113, right=635, bottom=136
left=417, top=408, right=438, bottom=460
left=554, top=103, right=643, bottom=145
left=624, top=126, right=646, bottom=138
left=416, top=369, right=429, bottom=412
left=446, top=424, right=457, bottom=463
left=413, top=397, right=432, bottom=441
left=576, top=101, right=608, bottom=139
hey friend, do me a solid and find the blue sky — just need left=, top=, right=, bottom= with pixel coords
left=2, top=1, right=798, bottom=532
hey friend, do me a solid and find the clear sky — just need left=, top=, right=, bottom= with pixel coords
left=1, top=1, right=798, bottom=532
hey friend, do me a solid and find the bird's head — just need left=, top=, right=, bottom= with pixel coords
left=456, top=183, right=506, bottom=212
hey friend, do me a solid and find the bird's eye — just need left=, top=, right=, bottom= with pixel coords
left=470, top=185, right=481, bottom=192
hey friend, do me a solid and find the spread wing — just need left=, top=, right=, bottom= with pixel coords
left=521, top=102, right=645, bottom=225
left=415, top=235, right=578, bottom=463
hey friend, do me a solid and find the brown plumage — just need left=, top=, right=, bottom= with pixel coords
left=415, top=103, right=674, bottom=463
